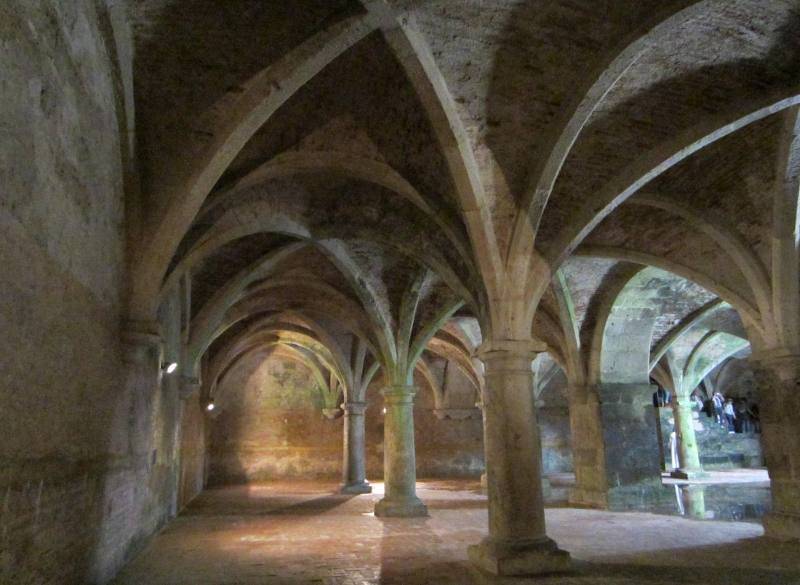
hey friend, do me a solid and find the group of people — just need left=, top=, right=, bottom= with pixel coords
left=652, top=386, right=761, bottom=435
left=698, top=391, right=760, bottom=434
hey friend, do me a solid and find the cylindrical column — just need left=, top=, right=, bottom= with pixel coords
left=475, top=399, right=488, bottom=488
left=670, top=397, right=705, bottom=479
left=468, top=345, right=570, bottom=576
left=340, top=401, right=371, bottom=494
left=752, top=354, right=800, bottom=540
left=374, top=385, right=427, bottom=517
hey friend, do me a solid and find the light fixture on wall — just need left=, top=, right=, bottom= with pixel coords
left=162, top=361, right=178, bottom=375
left=382, top=407, right=387, bottom=415
left=206, top=400, right=215, bottom=412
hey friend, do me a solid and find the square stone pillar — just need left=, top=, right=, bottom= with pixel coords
left=569, top=384, right=663, bottom=509
left=752, top=353, right=800, bottom=540
left=568, top=387, right=608, bottom=508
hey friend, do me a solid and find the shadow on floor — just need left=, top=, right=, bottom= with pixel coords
left=181, top=489, right=356, bottom=517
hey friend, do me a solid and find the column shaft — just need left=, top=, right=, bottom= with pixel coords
left=468, top=348, right=569, bottom=576
left=671, top=398, right=705, bottom=479
left=341, top=402, right=371, bottom=494
left=374, top=386, right=426, bottom=517
left=753, top=356, right=800, bottom=540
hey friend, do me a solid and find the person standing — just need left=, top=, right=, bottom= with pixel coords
left=712, top=391, right=725, bottom=426
left=652, top=387, right=672, bottom=408
left=735, top=399, right=751, bottom=433
left=723, top=398, right=736, bottom=434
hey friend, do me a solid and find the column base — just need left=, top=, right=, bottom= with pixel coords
left=763, top=512, right=800, bottom=541
left=468, top=537, right=570, bottom=576
left=670, top=468, right=708, bottom=481
left=374, top=495, right=428, bottom=517
left=340, top=481, right=372, bottom=495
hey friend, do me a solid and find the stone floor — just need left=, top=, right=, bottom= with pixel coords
left=113, top=479, right=800, bottom=585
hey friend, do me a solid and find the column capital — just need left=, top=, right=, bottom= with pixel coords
left=342, top=401, right=367, bottom=415
left=381, top=385, right=416, bottom=404
left=477, top=338, right=547, bottom=359
left=121, top=320, right=163, bottom=364
left=433, top=407, right=481, bottom=420
left=672, top=397, right=694, bottom=409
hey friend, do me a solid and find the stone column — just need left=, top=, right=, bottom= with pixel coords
left=752, top=353, right=800, bottom=540
left=374, top=385, right=427, bottom=517
left=468, top=343, right=570, bottom=576
left=340, top=401, right=371, bottom=494
left=670, top=396, right=705, bottom=480
left=475, top=399, right=488, bottom=488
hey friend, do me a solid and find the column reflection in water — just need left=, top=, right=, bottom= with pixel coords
left=675, top=484, right=707, bottom=519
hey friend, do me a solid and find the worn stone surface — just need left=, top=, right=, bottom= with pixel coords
left=0, top=2, right=188, bottom=583
left=209, top=347, right=344, bottom=483
left=112, top=480, right=800, bottom=585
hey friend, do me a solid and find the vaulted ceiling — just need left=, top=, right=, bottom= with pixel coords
left=126, top=0, right=800, bottom=389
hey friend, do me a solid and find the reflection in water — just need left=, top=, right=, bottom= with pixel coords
left=670, top=483, right=770, bottom=522
left=600, top=481, right=771, bottom=522
left=675, top=485, right=707, bottom=519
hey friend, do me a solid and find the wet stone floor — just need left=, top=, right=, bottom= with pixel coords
left=114, top=477, right=800, bottom=585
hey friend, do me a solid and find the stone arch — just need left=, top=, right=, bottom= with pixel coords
left=128, top=14, right=376, bottom=322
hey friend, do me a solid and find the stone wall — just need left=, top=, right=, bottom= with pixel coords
left=539, top=407, right=573, bottom=475
left=0, top=2, right=185, bottom=583
left=208, top=354, right=489, bottom=483
left=208, top=352, right=580, bottom=483
left=208, top=347, right=343, bottom=483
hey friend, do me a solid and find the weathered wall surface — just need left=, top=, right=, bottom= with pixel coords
left=0, top=2, right=183, bottom=583
left=208, top=355, right=489, bottom=483
left=539, top=407, right=573, bottom=475
left=712, top=358, right=758, bottom=399
left=412, top=376, right=484, bottom=478
left=209, top=352, right=580, bottom=483
left=208, top=348, right=343, bottom=483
